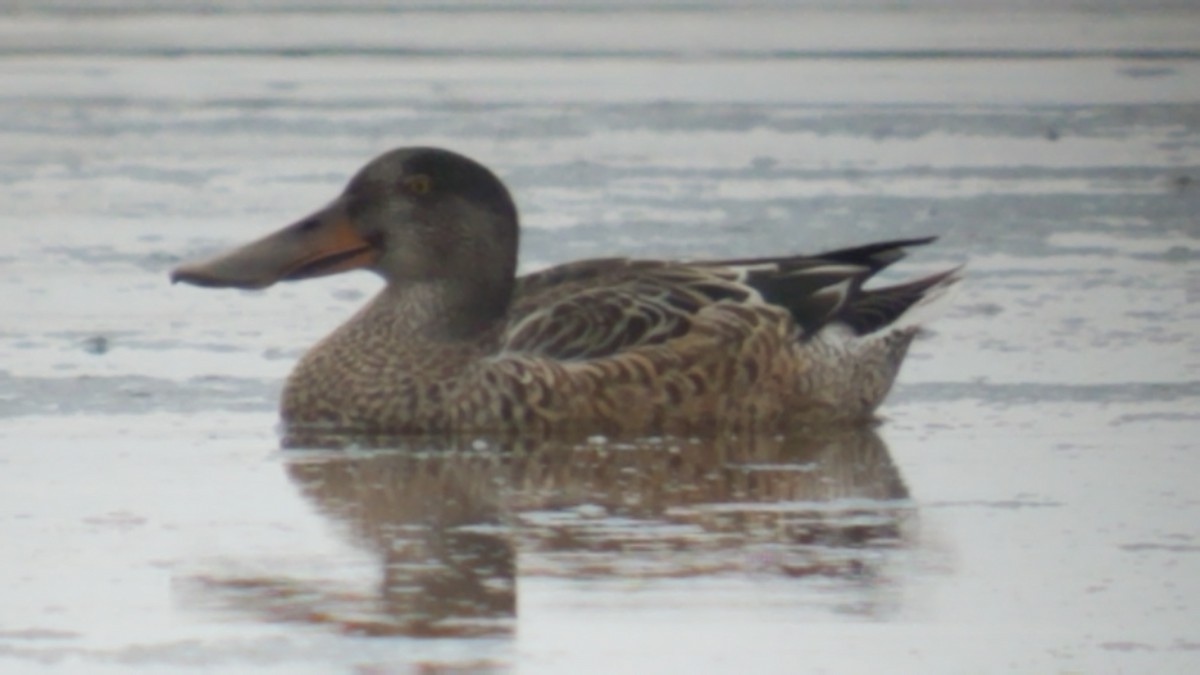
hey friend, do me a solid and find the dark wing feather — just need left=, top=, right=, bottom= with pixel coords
left=709, top=236, right=936, bottom=272
left=703, top=237, right=941, bottom=337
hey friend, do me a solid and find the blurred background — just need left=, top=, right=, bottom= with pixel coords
left=1, top=1, right=1198, bottom=673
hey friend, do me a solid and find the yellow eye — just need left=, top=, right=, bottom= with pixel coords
left=405, top=174, right=432, bottom=195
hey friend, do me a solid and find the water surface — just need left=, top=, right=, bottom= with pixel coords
left=2, top=2, right=1199, bottom=672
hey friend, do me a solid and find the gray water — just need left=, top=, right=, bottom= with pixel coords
left=2, top=3, right=1199, bottom=673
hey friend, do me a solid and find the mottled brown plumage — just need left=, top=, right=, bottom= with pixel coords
left=172, top=147, right=960, bottom=446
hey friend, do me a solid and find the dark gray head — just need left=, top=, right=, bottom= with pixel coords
left=171, top=147, right=522, bottom=328
left=342, top=147, right=519, bottom=292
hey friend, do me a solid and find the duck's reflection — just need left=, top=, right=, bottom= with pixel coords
left=287, top=444, right=517, bottom=637
left=199, top=428, right=911, bottom=636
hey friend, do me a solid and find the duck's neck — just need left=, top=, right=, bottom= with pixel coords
left=368, top=278, right=512, bottom=342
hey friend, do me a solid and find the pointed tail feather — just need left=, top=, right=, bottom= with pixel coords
left=842, top=266, right=964, bottom=337
left=813, top=236, right=939, bottom=273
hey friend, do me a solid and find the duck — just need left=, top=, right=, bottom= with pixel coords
left=171, top=147, right=960, bottom=446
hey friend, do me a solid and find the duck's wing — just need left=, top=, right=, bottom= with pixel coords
left=699, top=236, right=951, bottom=337
left=504, top=259, right=751, bottom=360
left=503, top=237, right=950, bottom=361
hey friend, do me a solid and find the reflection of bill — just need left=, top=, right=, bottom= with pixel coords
left=187, top=429, right=915, bottom=636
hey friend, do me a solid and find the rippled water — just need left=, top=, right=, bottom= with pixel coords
left=2, top=3, right=1200, bottom=673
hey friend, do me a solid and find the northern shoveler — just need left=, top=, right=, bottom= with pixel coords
left=172, top=147, right=960, bottom=445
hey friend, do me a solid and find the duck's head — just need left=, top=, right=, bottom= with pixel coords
left=172, top=147, right=520, bottom=318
